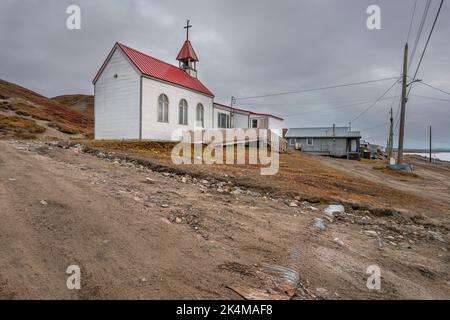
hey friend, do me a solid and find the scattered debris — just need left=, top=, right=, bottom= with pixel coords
left=364, top=230, right=378, bottom=237
left=227, top=285, right=289, bottom=300
left=261, top=264, right=300, bottom=298
left=144, top=177, right=156, bottom=184
left=428, top=231, right=446, bottom=243
left=315, top=287, right=328, bottom=297
left=333, top=237, right=344, bottom=246
left=312, top=218, right=326, bottom=230
left=324, top=204, right=345, bottom=216
left=386, top=164, right=413, bottom=173
left=376, top=235, right=384, bottom=249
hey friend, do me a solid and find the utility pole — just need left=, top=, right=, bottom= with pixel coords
left=387, top=108, right=394, bottom=162
left=429, top=125, right=432, bottom=163
left=397, top=43, right=408, bottom=165
left=230, top=96, right=236, bottom=128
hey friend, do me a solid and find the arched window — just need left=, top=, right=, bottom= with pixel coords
left=196, top=103, right=204, bottom=127
left=179, top=99, right=188, bottom=125
left=158, top=94, right=169, bottom=123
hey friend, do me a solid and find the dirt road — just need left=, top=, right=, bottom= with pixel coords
left=0, top=140, right=448, bottom=299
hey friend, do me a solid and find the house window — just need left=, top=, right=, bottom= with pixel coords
left=196, top=103, right=204, bottom=127
left=289, top=138, right=295, bottom=146
left=307, top=138, right=314, bottom=146
left=157, top=94, right=169, bottom=123
left=259, top=118, right=268, bottom=129
left=179, top=99, right=188, bottom=125
left=251, top=119, right=258, bottom=128
left=218, top=112, right=230, bottom=128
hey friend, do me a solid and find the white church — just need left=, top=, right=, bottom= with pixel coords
left=92, top=21, right=284, bottom=141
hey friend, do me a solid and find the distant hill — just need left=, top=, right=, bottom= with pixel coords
left=0, top=79, right=93, bottom=140
left=51, top=94, right=94, bottom=122
left=404, top=148, right=450, bottom=153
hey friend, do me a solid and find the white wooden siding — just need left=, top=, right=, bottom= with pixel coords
left=268, top=117, right=284, bottom=130
left=94, top=48, right=141, bottom=139
left=141, top=77, right=214, bottom=141
left=234, top=112, right=249, bottom=128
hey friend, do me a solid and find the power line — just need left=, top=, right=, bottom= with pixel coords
left=360, top=122, right=389, bottom=133
left=238, top=96, right=379, bottom=107
left=281, top=95, right=400, bottom=117
left=418, top=81, right=450, bottom=96
left=350, top=78, right=400, bottom=123
left=235, top=77, right=399, bottom=100
left=408, top=0, right=432, bottom=70
left=407, top=0, right=444, bottom=98
left=406, top=0, right=419, bottom=43
left=411, top=94, right=450, bottom=102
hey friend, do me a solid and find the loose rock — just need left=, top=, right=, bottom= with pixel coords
left=312, top=218, right=326, bottom=230
left=364, top=230, right=378, bottom=237
left=324, top=205, right=345, bottom=216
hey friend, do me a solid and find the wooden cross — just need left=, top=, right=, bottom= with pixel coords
left=184, top=19, right=192, bottom=40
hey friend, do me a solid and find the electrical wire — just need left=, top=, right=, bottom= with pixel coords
left=350, top=78, right=400, bottom=123
left=407, top=0, right=444, bottom=98
left=408, top=0, right=432, bottom=70
left=406, top=0, right=419, bottom=43
left=418, top=81, right=450, bottom=96
left=281, top=95, right=400, bottom=117
left=235, top=77, right=399, bottom=101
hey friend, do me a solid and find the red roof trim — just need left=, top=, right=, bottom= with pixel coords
left=93, top=42, right=214, bottom=97
left=213, top=103, right=284, bottom=121
left=248, top=112, right=284, bottom=121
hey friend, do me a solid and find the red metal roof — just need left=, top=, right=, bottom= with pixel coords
left=176, top=40, right=199, bottom=62
left=94, top=43, right=213, bottom=97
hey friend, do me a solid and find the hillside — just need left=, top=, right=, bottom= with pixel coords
left=0, top=79, right=93, bottom=140
left=51, top=94, right=94, bottom=122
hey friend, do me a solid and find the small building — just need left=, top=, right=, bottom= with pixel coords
left=360, top=140, right=384, bottom=159
left=285, top=126, right=361, bottom=159
left=213, top=103, right=284, bottom=130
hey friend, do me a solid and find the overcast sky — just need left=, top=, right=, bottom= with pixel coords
left=1, top=0, right=449, bottom=148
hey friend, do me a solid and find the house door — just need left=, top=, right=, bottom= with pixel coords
left=351, top=139, right=357, bottom=152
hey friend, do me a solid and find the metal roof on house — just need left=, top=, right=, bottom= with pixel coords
left=285, top=127, right=361, bottom=138
left=213, top=103, right=284, bottom=121
left=93, top=42, right=214, bottom=97
left=176, top=40, right=199, bottom=62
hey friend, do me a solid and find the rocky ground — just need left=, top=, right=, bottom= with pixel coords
left=0, top=140, right=448, bottom=299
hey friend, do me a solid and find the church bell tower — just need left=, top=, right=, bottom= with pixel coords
left=176, top=20, right=199, bottom=78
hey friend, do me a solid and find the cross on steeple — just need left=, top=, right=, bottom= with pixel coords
left=184, top=19, right=192, bottom=41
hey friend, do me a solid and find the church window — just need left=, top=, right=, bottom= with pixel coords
left=179, top=99, right=188, bottom=125
left=196, top=104, right=204, bottom=127
left=158, top=94, right=169, bottom=123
